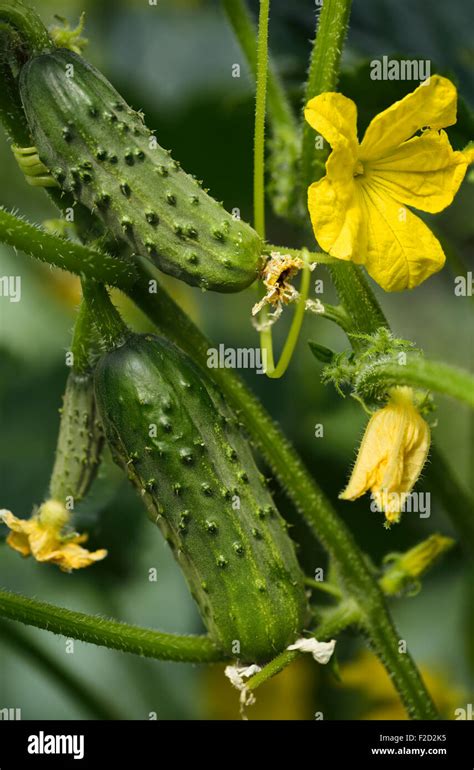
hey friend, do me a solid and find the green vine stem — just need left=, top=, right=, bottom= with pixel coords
left=0, top=589, right=225, bottom=663
left=129, top=262, right=437, bottom=720
left=70, top=296, right=102, bottom=374
left=253, top=0, right=269, bottom=240
left=355, top=356, right=474, bottom=409
left=300, top=0, right=352, bottom=191
left=222, top=0, right=302, bottom=221
left=265, top=244, right=334, bottom=264
left=81, top=279, right=128, bottom=351
left=0, top=208, right=137, bottom=287
left=221, top=0, right=296, bottom=132
left=0, top=619, right=123, bottom=719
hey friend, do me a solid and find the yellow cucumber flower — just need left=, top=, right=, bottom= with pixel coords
left=339, top=387, right=430, bottom=524
left=305, top=76, right=474, bottom=291
left=0, top=499, right=107, bottom=572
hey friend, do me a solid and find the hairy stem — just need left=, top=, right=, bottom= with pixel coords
left=356, top=356, right=474, bottom=409
left=81, top=279, right=129, bottom=351
left=0, top=208, right=137, bottom=287
left=253, top=0, right=270, bottom=240
left=221, top=0, right=295, bottom=130
left=300, top=0, right=352, bottom=191
left=0, top=589, right=225, bottom=663
left=70, top=296, right=102, bottom=374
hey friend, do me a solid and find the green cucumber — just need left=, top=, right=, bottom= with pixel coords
left=49, top=370, right=104, bottom=508
left=94, top=333, right=307, bottom=661
left=19, top=49, right=263, bottom=292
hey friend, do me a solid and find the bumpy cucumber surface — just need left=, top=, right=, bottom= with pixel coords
left=95, top=334, right=307, bottom=662
left=19, top=49, right=262, bottom=292
left=49, top=371, right=104, bottom=506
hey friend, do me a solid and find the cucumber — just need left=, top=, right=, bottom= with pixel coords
left=94, top=333, right=307, bottom=662
left=19, top=49, right=263, bottom=292
left=49, top=370, right=104, bottom=508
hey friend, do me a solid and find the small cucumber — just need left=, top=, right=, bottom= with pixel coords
left=19, top=49, right=263, bottom=292
left=49, top=370, right=104, bottom=507
left=94, top=333, right=307, bottom=662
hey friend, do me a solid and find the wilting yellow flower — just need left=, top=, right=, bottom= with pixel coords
left=305, top=76, right=474, bottom=291
left=339, top=387, right=430, bottom=523
left=0, top=499, right=107, bottom=572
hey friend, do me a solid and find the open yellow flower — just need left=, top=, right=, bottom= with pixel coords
left=0, top=499, right=107, bottom=572
left=339, top=387, right=430, bottom=524
left=305, top=76, right=474, bottom=291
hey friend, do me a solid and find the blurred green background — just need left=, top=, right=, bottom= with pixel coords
left=0, top=0, right=473, bottom=720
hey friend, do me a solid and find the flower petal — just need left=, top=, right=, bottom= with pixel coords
left=0, top=507, right=107, bottom=572
left=340, top=388, right=430, bottom=524
left=360, top=76, right=457, bottom=162
left=365, top=129, right=470, bottom=213
left=358, top=180, right=446, bottom=290
left=308, top=175, right=364, bottom=260
left=304, top=92, right=359, bottom=158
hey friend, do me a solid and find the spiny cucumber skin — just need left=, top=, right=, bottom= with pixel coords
left=19, top=50, right=263, bottom=292
left=49, top=371, right=104, bottom=505
left=94, top=334, right=307, bottom=662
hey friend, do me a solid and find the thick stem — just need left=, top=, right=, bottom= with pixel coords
left=327, top=261, right=388, bottom=344
left=355, top=356, right=474, bottom=409
left=0, top=589, right=225, bottom=663
left=0, top=208, right=137, bottom=287
left=300, top=0, right=352, bottom=192
left=129, top=263, right=437, bottom=719
left=81, top=280, right=129, bottom=352
left=0, top=619, right=123, bottom=719
left=70, top=298, right=102, bottom=374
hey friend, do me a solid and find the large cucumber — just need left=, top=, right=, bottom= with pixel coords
left=19, top=49, right=263, bottom=292
left=94, top=333, right=307, bottom=662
